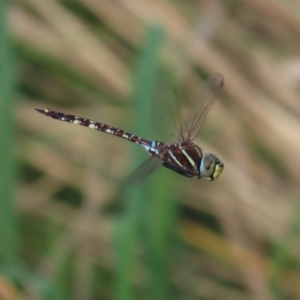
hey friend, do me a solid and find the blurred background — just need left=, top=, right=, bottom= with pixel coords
left=1, top=0, right=300, bottom=299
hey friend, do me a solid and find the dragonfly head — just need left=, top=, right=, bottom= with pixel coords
left=199, top=153, right=224, bottom=181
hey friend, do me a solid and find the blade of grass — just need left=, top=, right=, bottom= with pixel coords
left=114, top=24, right=166, bottom=300
left=145, top=171, right=178, bottom=300
left=0, top=0, right=18, bottom=268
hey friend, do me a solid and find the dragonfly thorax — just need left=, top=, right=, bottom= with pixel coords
left=199, top=153, right=224, bottom=181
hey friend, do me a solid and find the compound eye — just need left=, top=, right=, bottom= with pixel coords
left=203, top=155, right=214, bottom=171
left=199, top=153, right=223, bottom=180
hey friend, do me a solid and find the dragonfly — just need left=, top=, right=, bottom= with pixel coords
left=35, top=73, right=224, bottom=183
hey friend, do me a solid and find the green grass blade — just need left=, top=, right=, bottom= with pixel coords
left=114, top=24, right=166, bottom=300
left=0, top=0, right=18, bottom=268
left=145, top=172, right=178, bottom=300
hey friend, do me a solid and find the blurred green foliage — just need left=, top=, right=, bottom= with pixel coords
left=1, top=1, right=300, bottom=299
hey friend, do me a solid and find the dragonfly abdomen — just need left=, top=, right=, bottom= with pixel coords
left=35, top=108, right=153, bottom=148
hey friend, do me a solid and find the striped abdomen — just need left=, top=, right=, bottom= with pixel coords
left=35, top=108, right=153, bottom=148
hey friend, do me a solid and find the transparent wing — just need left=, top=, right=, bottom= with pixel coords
left=181, top=73, right=224, bottom=142
left=126, top=156, right=161, bottom=184
left=151, top=79, right=183, bottom=143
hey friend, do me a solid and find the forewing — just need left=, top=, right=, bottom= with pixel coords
left=183, top=73, right=224, bottom=142
left=151, top=79, right=184, bottom=143
left=126, top=156, right=161, bottom=184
